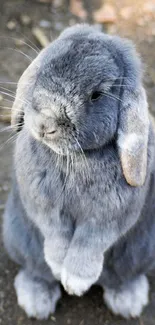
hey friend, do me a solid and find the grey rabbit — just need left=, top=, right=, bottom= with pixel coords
left=3, top=24, right=155, bottom=320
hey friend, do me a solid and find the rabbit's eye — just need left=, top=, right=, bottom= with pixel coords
left=90, top=91, right=102, bottom=102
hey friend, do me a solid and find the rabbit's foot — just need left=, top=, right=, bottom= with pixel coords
left=14, top=270, right=61, bottom=320
left=104, top=275, right=149, bottom=318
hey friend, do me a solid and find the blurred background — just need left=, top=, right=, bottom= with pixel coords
left=1, top=1, right=155, bottom=325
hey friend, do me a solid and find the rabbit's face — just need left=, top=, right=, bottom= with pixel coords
left=24, top=35, right=121, bottom=155
left=13, top=25, right=149, bottom=186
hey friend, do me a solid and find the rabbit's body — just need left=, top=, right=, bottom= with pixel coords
left=3, top=25, right=155, bottom=319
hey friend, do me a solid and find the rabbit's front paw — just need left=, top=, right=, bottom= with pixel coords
left=61, top=268, right=92, bottom=296
left=44, top=237, right=69, bottom=281
left=61, top=258, right=103, bottom=296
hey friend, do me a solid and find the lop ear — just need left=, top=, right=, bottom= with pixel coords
left=11, top=57, right=41, bottom=132
left=11, top=40, right=51, bottom=132
left=117, top=86, right=149, bottom=186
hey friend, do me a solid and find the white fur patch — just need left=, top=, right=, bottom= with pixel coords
left=104, top=275, right=149, bottom=318
left=61, top=267, right=94, bottom=296
left=14, top=270, right=61, bottom=320
left=118, top=132, right=143, bottom=153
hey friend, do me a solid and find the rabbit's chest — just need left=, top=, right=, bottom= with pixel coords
left=16, top=135, right=122, bottom=220
left=63, top=151, right=122, bottom=218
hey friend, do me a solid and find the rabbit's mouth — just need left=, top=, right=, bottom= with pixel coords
left=24, top=113, right=79, bottom=155
left=30, top=126, right=79, bottom=156
left=42, top=136, right=80, bottom=156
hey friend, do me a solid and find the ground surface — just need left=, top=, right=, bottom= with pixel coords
left=1, top=0, right=155, bottom=324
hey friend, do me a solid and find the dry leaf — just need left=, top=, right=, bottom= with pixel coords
left=70, top=0, right=87, bottom=20
left=93, top=4, right=117, bottom=24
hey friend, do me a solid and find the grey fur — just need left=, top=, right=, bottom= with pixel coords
left=3, top=24, right=155, bottom=319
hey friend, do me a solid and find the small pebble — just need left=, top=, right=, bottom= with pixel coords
left=7, top=20, right=17, bottom=30
left=39, top=20, right=52, bottom=28
left=20, top=15, right=31, bottom=26
left=53, top=0, right=63, bottom=8
left=51, top=315, right=56, bottom=322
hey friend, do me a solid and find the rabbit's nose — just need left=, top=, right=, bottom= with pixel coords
left=39, top=123, right=57, bottom=138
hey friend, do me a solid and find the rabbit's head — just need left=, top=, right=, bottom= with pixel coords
left=12, top=25, right=149, bottom=186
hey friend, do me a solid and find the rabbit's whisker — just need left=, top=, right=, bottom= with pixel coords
left=0, top=124, right=21, bottom=133
left=0, top=81, right=33, bottom=86
left=0, top=133, right=17, bottom=152
left=74, top=137, right=90, bottom=183
left=102, top=92, right=123, bottom=103
left=0, top=114, right=11, bottom=118
left=0, top=81, right=18, bottom=85
left=0, top=98, right=14, bottom=104
left=0, top=91, right=30, bottom=105
left=55, top=149, right=70, bottom=203
left=0, top=87, right=16, bottom=95
left=0, top=36, right=39, bottom=54
left=76, top=138, right=89, bottom=170
left=19, top=32, right=40, bottom=52
left=0, top=106, right=22, bottom=112
left=0, top=91, right=17, bottom=100
left=70, top=151, right=76, bottom=185
left=53, top=153, right=62, bottom=186
left=6, top=48, right=33, bottom=62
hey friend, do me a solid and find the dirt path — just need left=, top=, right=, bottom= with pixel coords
left=1, top=1, right=155, bottom=324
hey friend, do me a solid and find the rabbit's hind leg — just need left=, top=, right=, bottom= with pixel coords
left=103, top=275, right=149, bottom=318
left=14, top=270, right=61, bottom=320
left=3, top=189, right=61, bottom=319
